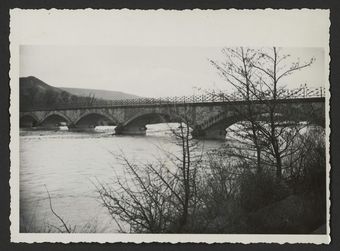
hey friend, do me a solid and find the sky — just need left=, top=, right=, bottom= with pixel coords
left=20, top=46, right=325, bottom=98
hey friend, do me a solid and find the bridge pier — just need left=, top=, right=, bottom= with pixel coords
left=35, top=125, right=59, bottom=131
left=67, top=123, right=98, bottom=132
left=191, top=126, right=205, bottom=139
left=20, top=121, right=37, bottom=128
left=192, top=126, right=226, bottom=140
left=204, top=129, right=226, bottom=140
left=115, top=124, right=147, bottom=136
left=20, top=115, right=38, bottom=128
left=73, top=124, right=97, bottom=129
left=35, top=122, right=70, bottom=130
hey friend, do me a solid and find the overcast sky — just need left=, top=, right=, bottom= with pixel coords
left=20, top=46, right=325, bottom=97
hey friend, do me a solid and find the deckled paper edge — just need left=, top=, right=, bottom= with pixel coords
left=9, top=8, right=331, bottom=244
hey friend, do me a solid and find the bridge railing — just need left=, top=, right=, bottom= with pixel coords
left=22, top=86, right=325, bottom=112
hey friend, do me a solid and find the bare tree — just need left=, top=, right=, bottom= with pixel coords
left=210, top=48, right=264, bottom=174
left=210, top=47, right=315, bottom=180
left=97, top=110, right=204, bottom=233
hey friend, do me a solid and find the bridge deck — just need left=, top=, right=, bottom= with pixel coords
left=21, top=90, right=325, bottom=112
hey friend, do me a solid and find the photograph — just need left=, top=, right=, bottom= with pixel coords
left=9, top=9, right=330, bottom=243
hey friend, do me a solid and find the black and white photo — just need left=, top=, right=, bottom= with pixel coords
left=9, top=9, right=330, bottom=243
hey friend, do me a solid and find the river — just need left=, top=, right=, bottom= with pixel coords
left=19, top=124, right=223, bottom=233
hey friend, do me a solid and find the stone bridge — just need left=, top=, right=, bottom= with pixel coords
left=20, top=96, right=325, bottom=140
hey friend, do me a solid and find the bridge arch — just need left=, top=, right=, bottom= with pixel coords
left=20, top=114, right=39, bottom=128
left=195, top=109, right=324, bottom=140
left=40, top=111, right=72, bottom=127
left=116, top=112, right=182, bottom=135
left=74, top=111, right=119, bottom=128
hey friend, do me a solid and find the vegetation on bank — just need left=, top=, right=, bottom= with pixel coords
left=96, top=124, right=325, bottom=234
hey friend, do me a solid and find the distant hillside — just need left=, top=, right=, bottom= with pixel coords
left=20, top=76, right=69, bottom=110
left=19, top=76, right=140, bottom=111
left=20, top=76, right=63, bottom=97
left=60, top=87, right=140, bottom=100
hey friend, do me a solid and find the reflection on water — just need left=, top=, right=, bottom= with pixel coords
left=20, top=124, right=222, bottom=233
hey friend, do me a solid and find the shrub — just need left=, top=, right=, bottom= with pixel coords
left=238, top=170, right=290, bottom=213
left=286, top=126, right=326, bottom=196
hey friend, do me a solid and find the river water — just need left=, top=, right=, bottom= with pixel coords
left=19, top=124, right=223, bottom=233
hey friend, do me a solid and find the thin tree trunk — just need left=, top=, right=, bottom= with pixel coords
left=241, top=48, right=262, bottom=173
left=178, top=121, right=189, bottom=232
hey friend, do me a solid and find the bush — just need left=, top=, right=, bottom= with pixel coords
left=238, top=170, right=291, bottom=213
left=286, top=126, right=326, bottom=196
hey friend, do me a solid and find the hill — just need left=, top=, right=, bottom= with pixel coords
left=60, top=87, right=139, bottom=100
left=19, top=76, right=139, bottom=111
left=20, top=76, right=63, bottom=97
left=20, top=76, right=69, bottom=110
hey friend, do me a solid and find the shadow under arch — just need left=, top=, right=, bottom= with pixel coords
left=20, top=114, right=39, bottom=128
left=74, top=112, right=119, bottom=128
left=40, top=111, right=72, bottom=127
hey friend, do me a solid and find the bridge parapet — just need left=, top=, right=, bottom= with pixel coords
left=21, top=86, right=325, bottom=112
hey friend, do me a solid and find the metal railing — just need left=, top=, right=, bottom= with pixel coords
left=22, top=86, right=325, bottom=112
